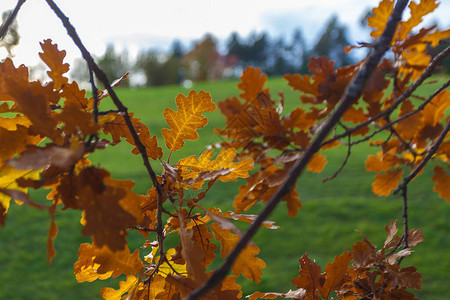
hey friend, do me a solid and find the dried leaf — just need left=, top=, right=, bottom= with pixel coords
left=306, top=152, right=327, bottom=173
left=47, top=203, right=58, bottom=265
left=292, top=253, right=322, bottom=297
left=432, top=166, right=449, bottom=201
left=162, top=90, right=215, bottom=151
left=39, top=39, right=69, bottom=90
left=319, top=251, right=352, bottom=298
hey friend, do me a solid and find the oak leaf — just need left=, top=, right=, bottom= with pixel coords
left=368, top=0, right=394, bottom=38
left=306, top=152, right=327, bottom=173
left=47, top=203, right=58, bottom=265
left=60, top=81, right=89, bottom=110
left=74, top=243, right=114, bottom=282
left=432, top=166, right=449, bottom=201
left=319, top=251, right=352, bottom=298
left=102, top=112, right=162, bottom=160
left=39, top=39, right=69, bottom=90
left=238, top=67, right=269, bottom=102
left=177, top=148, right=253, bottom=189
left=372, top=169, right=404, bottom=196
left=100, top=275, right=138, bottom=300
left=396, top=0, right=439, bottom=41
left=211, top=223, right=266, bottom=282
left=291, top=253, right=322, bottom=298
left=161, top=90, right=215, bottom=151
left=248, top=289, right=306, bottom=300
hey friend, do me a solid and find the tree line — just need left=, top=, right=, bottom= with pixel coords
left=72, top=15, right=356, bottom=87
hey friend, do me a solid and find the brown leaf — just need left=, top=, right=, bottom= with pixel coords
left=291, top=253, right=322, bottom=297
left=0, top=201, right=6, bottom=226
left=319, top=251, right=353, bottom=298
left=432, top=166, right=449, bottom=201
left=57, top=101, right=100, bottom=136
left=306, top=152, right=327, bottom=173
left=383, top=220, right=398, bottom=249
left=39, top=39, right=69, bottom=90
left=100, top=275, right=138, bottom=300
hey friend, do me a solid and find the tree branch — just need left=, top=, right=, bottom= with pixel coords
left=0, top=0, right=25, bottom=40
left=44, top=0, right=166, bottom=267
left=186, top=1, right=410, bottom=298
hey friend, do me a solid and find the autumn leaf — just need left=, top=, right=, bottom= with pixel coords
left=306, top=152, right=327, bottom=173
left=102, top=112, right=162, bottom=160
left=211, top=223, right=266, bottom=282
left=368, top=0, right=394, bottom=38
left=372, top=168, right=404, bottom=196
left=60, top=81, right=89, bottom=110
left=100, top=275, right=138, bottom=300
left=154, top=248, right=187, bottom=277
left=238, top=67, right=269, bottom=102
left=284, top=73, right=318, bottom=96
left=319, top=251, right=352, bottom=298
left=39, top=39, right=69, bottom=90
left=162, top=90, right=215, bottom=152
left=291, top=253, right=322, bottom=298
left=396, top=0, right=439, bottom=41
left=177, top=148, right=253, bottom=189
left=432, top=166, right=449, bottom=201
left=74, top=243, right=114, bottom=282
left=248, top=289, right=307, bottom=300
left=57, top=101, right=100, bottom=136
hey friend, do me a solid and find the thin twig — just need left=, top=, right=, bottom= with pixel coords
left=394, top=120, right=450, bottom=194
left=322, top=45, right=450, bottom=148
left=396, top=185, right=409, bottom=265
left=347, top=79, right=450, bottom=147
left=323, top=134, right=351, bottom=182
left=186, top=1, right=410, bottom=298
left=0, top=0, right=26, bottom=40
left=44, top=0, right=166, bottom=274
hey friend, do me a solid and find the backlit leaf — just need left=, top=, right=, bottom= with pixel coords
left=238, top=67, right=269, bottom=102
left=319, top=252, right=352, bottom=298
left=432, top=166, right=449, bottom=201
left=306, top=152, right=327, bottom=173
left=39, top=39, right=69, bottom=90
left=368, top=0, right=394, bottom=38
left=372, top=169, right=404, bottom=196
left=162, top=90, right=215, bottom=152
left=100, top=275, right=138, bottom=300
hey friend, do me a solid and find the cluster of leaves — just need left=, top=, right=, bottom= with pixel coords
left=0, top=0, right=449, bottom=299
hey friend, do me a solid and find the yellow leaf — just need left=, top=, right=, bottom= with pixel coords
left=100, top=275, right=138, bottom=300
left=396, top=0, right=439, bottom=41
left=211, top=223, right=266, bottom=283
left=372, top=169, right=404, bottom=196
left=177, top=148, right=253, bottom=190
left=161, top=90, right=215, bottom=151
left=368, top=0, right=394, bottom=38
left=0, top=166, right=40, bottom=212
left=154, top=248, right=187, bottom=277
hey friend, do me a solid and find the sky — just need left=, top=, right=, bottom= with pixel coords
left=1, top=0, right=449, bottom=70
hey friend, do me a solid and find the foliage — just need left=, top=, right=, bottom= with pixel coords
left=1, top=0, right=449, bottom=300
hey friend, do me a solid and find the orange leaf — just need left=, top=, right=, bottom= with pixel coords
left=432, top=166, right=449, bottom=201
left=368, top=0, right=394, bottom=38
left=372, top=168, right=404, bottom=196
left=396, top=100, right=423, bottom=139
left=283, top=107, right=316, bottom=131
left=396, top=0, right=439, bottom=40
left=161, top=90, right=215, bottom=151
left=177, top=148, right=253, bottom=189
left=307, top=152, right=327, bottom=173
left=39, top=39, right=69, bottom=90
left=60, top=81, right=89, bottom=110
left=102, top=112, right=162, bottom=160
left=211, top=223, right=266, bottom=283
left=319, top=252, right=353, bottom=298
left=284, top=73, right=318, bottom=96
left=57, top=101, right=100, bottom=136
left=100, top=275, right=138, bottom=300
left=238, top=67, right=268, bottom=102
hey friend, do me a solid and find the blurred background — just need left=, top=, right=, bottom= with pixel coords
left=1, top=0, right=449, bottom=87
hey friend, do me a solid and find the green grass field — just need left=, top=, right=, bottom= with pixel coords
left=1, top=76, right=449, bottom=299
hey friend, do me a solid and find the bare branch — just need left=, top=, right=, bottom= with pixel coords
left=186, top=1, right=410, bottom=298
left=44, top=0, right=166, bottom=269
left=0, top=0, right=25, bottom=40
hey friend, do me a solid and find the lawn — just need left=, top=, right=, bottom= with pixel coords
left=0, top=75, right=449, bottom=299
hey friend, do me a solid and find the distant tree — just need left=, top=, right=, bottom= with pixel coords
left=311, top=15, right=353, bottom=67
left=97, top=44, right=129, bottom=86
left=183, top=33, right=222, bottom=81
